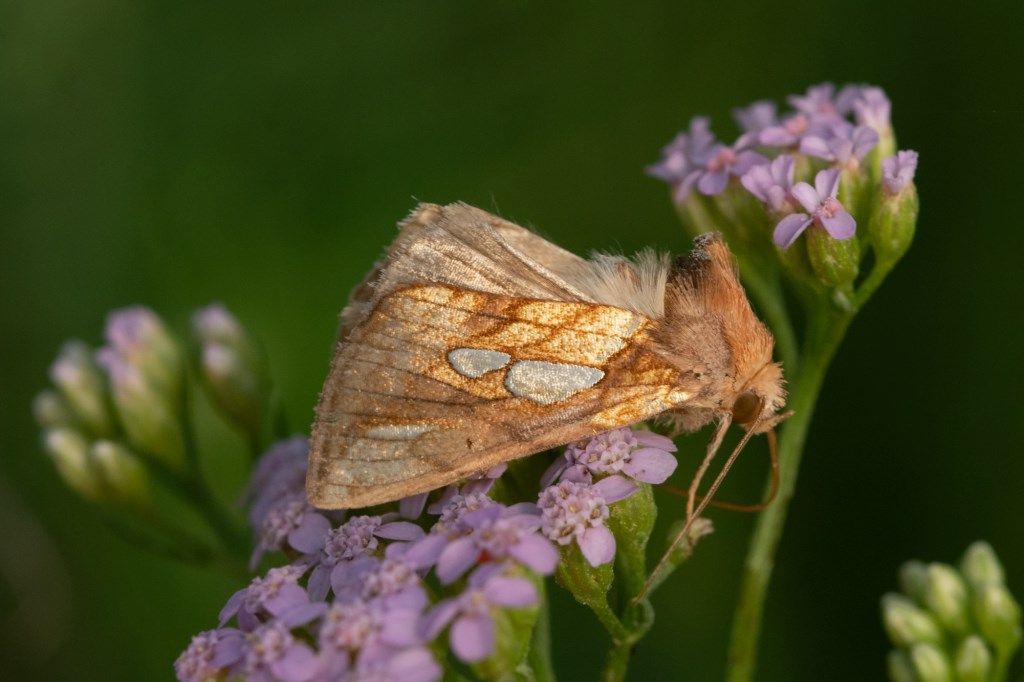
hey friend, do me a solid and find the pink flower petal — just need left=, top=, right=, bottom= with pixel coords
left=402, top=533, right=447, bottom=569
left=509, top=534, right=558, bottom=575
left=592, top=475, right=638, bottom=504
left=423, top=599, right=461, bottom=639
left=773, top=213, right=812, bottom=249
left=579, top=525, right=616, bottom=567
left=399, top=493, right=429, bottom=519
left=815, top=168, right=841, bottom=199
left=631, top=430, right=677, bottom=452
left=697, top=169, right=729, bottom=195
left=287, top=513, right=331, bottom=554
left=270, top=643, right=318, bottom=682
left=264, top=583, right=308, bottom=616
left=623, top=447, right=678, bottom=484
left=218, top=588, right=246, bottom=626
left=376, top=521, right=425, bottom=541
left=306, top=564, right=331, bottom=602
left=798, top=135, right=833, bottom=160
left=790, top=183, right=820, bottom=213
left=436, top=537, right=479, bottom=584
left=451, top=614, right=494, bottom=662
left=483, top=576, right=538, bottom=607
left=820, top=209, right=856, bottom=240
left=386, top=648, right=442, bottom=682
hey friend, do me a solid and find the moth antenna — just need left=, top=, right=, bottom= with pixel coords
left=660, top=427, right=780, bottom=512
left=635, top=411, right=765, bottom=604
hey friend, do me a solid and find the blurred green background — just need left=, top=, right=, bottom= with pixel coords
left=3, top=1, right=1023, bottom=679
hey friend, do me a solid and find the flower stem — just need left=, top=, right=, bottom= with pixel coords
left=527, top=581, right=557, bottom=682
left=725, top=302, right=851, bottom=681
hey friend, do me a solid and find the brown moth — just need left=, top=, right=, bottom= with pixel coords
left=307, top=202, right=786, bottom=510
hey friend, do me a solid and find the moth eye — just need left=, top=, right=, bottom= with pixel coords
left=731, top=391, right=762, bottom=425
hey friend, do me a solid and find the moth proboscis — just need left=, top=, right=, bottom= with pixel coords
left=307, top=202, right=788, bottom=590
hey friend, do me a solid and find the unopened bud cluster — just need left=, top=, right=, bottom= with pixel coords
left=648, top=82, right=919, bottom=296
left=882, top=542, right=1022, bottom=682
left=34, top=304, right=271, bottom=507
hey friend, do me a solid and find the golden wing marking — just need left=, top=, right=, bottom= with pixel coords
left=308, top=284, right=698, bottom=509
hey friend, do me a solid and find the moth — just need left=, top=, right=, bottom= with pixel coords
left=307, top=202, right=787, bottom=513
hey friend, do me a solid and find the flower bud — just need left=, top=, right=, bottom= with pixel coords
left=898, top=560, right=929, bottom=603
left=972, top=583, right=1023, bottom=652
left=96, top=348, right=185, bottom=470
left=471, top=573, right=542, bottom=682
left=806, top=225, right=860, bottom=289
left=960, top=541, right=1005, bottom=589
left=886, top=650, right=916, bottom=682
left=554, top=541, right=614, bottom=615
left=606, top=482, right=656, bottom=597
left=102, top=306, right=183, bottom=399
left=881, top=593, right=944, bottom=647
left=192, top=304, right=271, bottom=439
left=838, top=166, right=871, bottom=225
left=91, top=440, right=149, bottom=506
left=908, top=642, right=952, bottom=682
left=664, top=516, right=714, bottom=567
left=33, top=390, right=73, bottom=429
left=922, top=563, right=970, bottom=636
left=867, top=151, right=918, bottom=265
left=48, top=341, right=115, bottom=437
left=43, top=427, right=101, bottom=501
left=953, top=636, right=992, bottom=682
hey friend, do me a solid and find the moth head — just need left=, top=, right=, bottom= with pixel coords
left=731, top=361, right=787, bottom=432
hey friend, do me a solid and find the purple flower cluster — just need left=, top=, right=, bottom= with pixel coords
left=177, top=441, right=564, bottom=680
left=246, top=437, right=336, bottom=570
left=537, top=427, right=678, bottom=566
left=647, top=82, right=919, bottom=250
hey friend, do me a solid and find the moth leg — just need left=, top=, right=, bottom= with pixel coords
left=685, top=416, right=731, bottom=519
left=638, top=414, right=762, bottom=603
left=662, top=428, right=779, bottom=513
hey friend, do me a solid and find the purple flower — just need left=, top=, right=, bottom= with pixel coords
left=773, top=169, right=857, bottom=249
left=758, top=112, right=830, bottom=148
left=646, top=116, right=715, bottom=202
left=732, top=100, right=778, bottom=148
left=852, top=86, right=891, bottom=134
left=175, top=629, right=232, bottom=682
left=538, top=476, right=637, bottom=567
left=461, top=462, right=508, bottom=496
left=882, top=150, right=919, bottom=195
left=424, top=566, right=538, bottom=663
left=408, top=503, right=556, bottom=583
left=316, top=598, right=439, bottom=682
left=542, top=427, right=678, bottom=487
left=799, top=123, right=879, bottom=170
left=252, top=495, right=333, bottom=569
left=692, top=143, right=768, bottom=196
left=399, top=492, right=429, bottom=519
left=215, top=621, right=319, bottom=682
left=306, top=514, right=424, bottom=601
left=786, top=82, right=859, bottom=120
left=427, top=490, right=496, bottom=532
left=248, top=437, right=314, bottom=530
left=219, top=565, right=313, bottom=631
left=741, top=155, right=797, bottom=214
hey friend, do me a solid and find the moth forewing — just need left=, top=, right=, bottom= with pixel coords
left=307, top=203, right=785, bottom=510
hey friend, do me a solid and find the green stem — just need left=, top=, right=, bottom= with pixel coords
left=852, top=258, right=897, bottom=310
left=527, top=581, right=557, bottom=682
left=725, top=302, right=852, bottom=681
left=175, top=377, right=251, bottom=562
left=603, top=641, right=632, bottom=682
